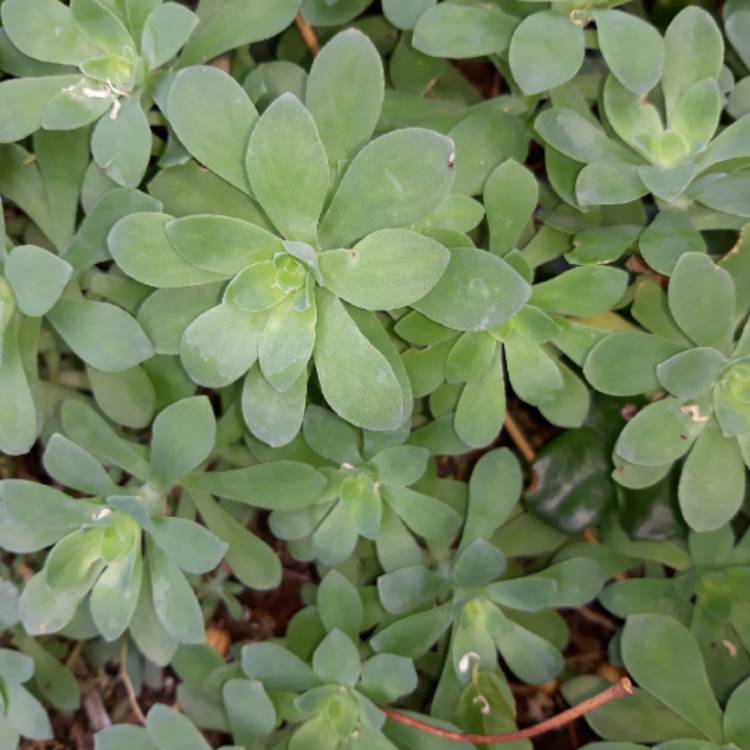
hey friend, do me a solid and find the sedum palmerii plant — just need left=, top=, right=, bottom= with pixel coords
left=0, top=1, right=747, bottom=749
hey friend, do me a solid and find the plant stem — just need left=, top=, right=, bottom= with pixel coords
left=381, top=677, right=633, bottom=744
left=119, top=639, right=146, bottom=726
left=295, top=14, right=320, bottom=56
left=504, top=412, right=536, bottom=463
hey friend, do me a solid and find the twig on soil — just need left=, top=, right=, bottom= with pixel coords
left=119, top=639, right=146, bottom=726
left=381, top=677, right=633, bottom=744
left=295, top=14, right=320, bottom=56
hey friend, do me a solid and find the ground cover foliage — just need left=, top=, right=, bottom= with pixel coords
left=0, top=0, right=748, bottom=747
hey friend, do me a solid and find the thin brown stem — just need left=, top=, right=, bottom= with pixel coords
left=504, top=412, right=536, bottom=463
left=295, top=14, right=320, bottom=56
left=119, top=639, right=146, bottom=726
left=381, top=677, right=633, bottom=744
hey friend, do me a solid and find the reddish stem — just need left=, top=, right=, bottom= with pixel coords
left=382, top=677, right=633, bottom=745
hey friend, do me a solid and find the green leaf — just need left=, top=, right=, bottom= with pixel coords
left=724, top=677, right=750, bottom=750
left=67, top=187, right=162, bottom=272
left=535, top=109, right=621, bottom=164
left=567, top=225, right=640, bottom=265
left=167, top=66, right=258, bottom=193
left=621, top=613, right=723, bottom=741
left=452, top=539, right=505, bottom=588
left=370, top=603, right=452, bottom=658
left=146, top=704, right=211, bottom=750
left=584, top=332, right=685, bottom=396
left=148, top=160, right=270, bottom=227
left=319, top=128, right=455, bottom=249
left=148, top=539, right=205, bottom=644
left=3, top=682, right=53, bottom=742
left=537, top=557, right=604, bottom=607
left=505, top=337, right=563, bottom=407
left=382, top=0, right=434, bottom=30
left=13, top=635, right=79, bottom=711
left=19, top=572, right=82, bottom=636
left=510, top=13, right=584, bottom=96
left=378, top=565, right=451, bottom=614
left=109, top=212, right=226, bottom=287
left=577, top=160, right=648, bottom=206
left=0, top=76, right=80, bottom=143
left=312, top=630, right=361, bottom=687
left=242, top=365, right=307, bottom=447
left=71, top=0, right=133, bottom=56
left=311, top=501, right=361, bottom=565
left=302, top=0, right=373, bottom=25
left=370, top=445, right=428, bottom=487
left=179, top=0, right=302, bottom=66
left=0, top=479, right=100, bottom=552
left=692, top=172, right=750, bottom=217
left=95, top=726, right=158, bottom=750
left=679, top=420, right=746, bottom=532
left=485, top=576, right=556, bottom=611
left=530, top=266, right=628, bottom=316
left=562, top=676, right=702, bottom=743
left=446, top=332, right=494, bottom=385
left=149, top=516, right=225, bottom=578
left=320, top=229, right=449, bottom=310
left=183, top=462, right=326, bottom=512
left=488, top=605, right=564, bottom=685
left=130, top=566, right=178, bottom=666
left=165, top=215, right=282, bottom=275
left=307, top=29, right=384, bottom=164
left=1, top=0, right=100, bottom=64
left=526, top=428, right=616, bottom=534
left=0, top=319, right=36, bottom=457
left=317, top=570, right=363, bottom=639
left=257, top=292, right=315, bottom=392
left=727, top=10, right=750, bottom=69
left=88, top=365, right=157, bottom=429
left=245, top=94, right=328, bottom=244
left=91, top=97, right=151, bottom=188
left=484, top=160, right=538, bottom=256
left=190, top=490, right=281, bottom=590
left=594, top=10, right=664, bottom=95
left=414, top=247, right=530, bottom=331
left=661, top=7, right=723, bottom=116
left=671, top=79, right=721, bottom=150
left=47, top=297, right=154, bottom=372
left=150, top=396, right=216, bottom=490
left=90, top=544, right=142, bottom=640
left=242, top=642, right=320, bottom=691
left=461, top=448, right=521, bottom=548
left=223, top=679, right=276, bottom=747
left=42, top=433, right=117, bottom=497
left=603, top=74, right=664, bottom=150
left=382, top=485, right=461, bottom=540
left=448, top=109, right=528, bottom=196
left=656, top=348, right=725, bottom=399
left=615, top=396, right=708, bottom=466
left=314, top=290, right=403, bottom=431
left=303, top=405, right=362, bottom=465
left=360, top=654, right=418, bottom=704
left=4, top=245, right=72, bottom=317
left=141, top=3, right=198, bottom=70
left=668, top=252, right=735, bottom=352
left=181, top=304, right=267, bottom=388
left=413, top=4, right=516, bottom=58
left=639, top=208, right=705, bottom=275
left=455, top=348, right=506, bottom=448
left=61, top=399, right=150, bottom=479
